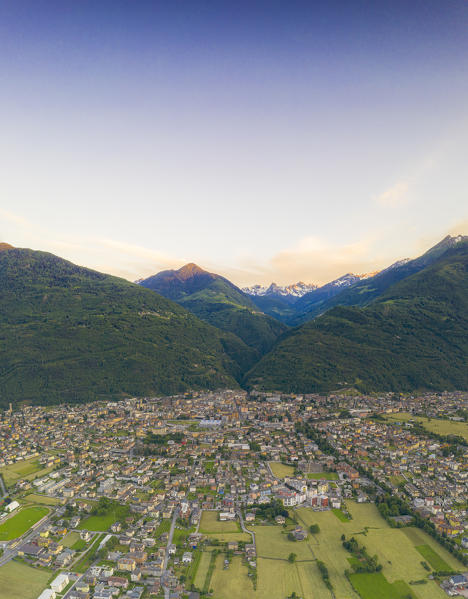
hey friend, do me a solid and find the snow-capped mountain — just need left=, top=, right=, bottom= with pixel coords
left=243, top=281, right=317, bottom=298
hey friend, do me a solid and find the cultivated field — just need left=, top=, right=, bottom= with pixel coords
left=0, top=458, right=45, bottom=486
left=194, top=550, right=212, bottom=589
left=307, top=472, right=339, bottom=480
left=199, top=511, right=240, bottom=533
left=384, top=412, right=468, bottom=442
left=22, top=493, right=61, bottom=506
left=269, top=462, right=295, bottom=478
left=0, top=506, right=49, bottom=540
left=0, top=560, right=50, bottom=599
left=211, top=554, right=253, bottom=599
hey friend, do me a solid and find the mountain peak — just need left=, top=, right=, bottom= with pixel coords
left=177, top=263, right=209, bottom=280
left=0, top=242, right=14, bottom=252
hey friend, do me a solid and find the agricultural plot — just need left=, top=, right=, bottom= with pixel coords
left=0, top=506, right=49, bottom=540
left=210, top=554, right=253, bottom=599
left=0, top=561, right=50, bottom=599
left=61, top=531, right=80, bottom=547
left=0, top=458, right=44, bottom=486
left=384, top=412, right=468, bottom=442
left=414, top=544, right=452, bottom=571
left=22, top=493, right=61, bottom=506
left=269, top=462, right=295, bottom=478
left=78, top=511, right=119, bottom=531
left=349, top=572, right=416, bottom=599
left=200, top=511, right=240, bottom=533
left=205, top=532, right=251, bottom=543
left=194, top=550, right=212, bottom=589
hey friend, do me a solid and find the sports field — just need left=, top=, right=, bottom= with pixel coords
left=384, top=412, right=468, bottom=442
left=0, top=560, right=50, bottom=599
left=269, top=462, right=295, bottom=478
left=0, top=506, right=49, bottom=540
left=199, top=511, right=240, bottom=533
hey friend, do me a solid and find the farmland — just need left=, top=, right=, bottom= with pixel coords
left=0, top=506, right=49, bottom=540
left=0, top=561, right=50, bottom=599
left=199, top=511, right=240, bottom=533
left=0, top=458, right=51, bottom=487
left=268, top=462, right=295, bottom=478
left=384, top=412, right=468, bottom=442
left=307, top=472, right=339, bottom=480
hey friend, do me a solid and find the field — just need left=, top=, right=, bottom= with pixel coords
left=349, top=572, right=415, bottom=599
left=199, top=511, right=240, bottom=533
left=193, top=502, right=464, bottom=599
left=0, top=458, right=44, bottom=486
left=205, top=532, right=251, bottom=542
left=194, top=550, right=213, bottom=589
left=61, top=531, right=80, bottom=547
left=269, top=462, right=295, bottom=478
left=415, top=544, right=452, bottom=571
left=384, top=412, right=468, bottom=442
left=307, top=472, right=339, bottom=480
left=78, top=511, right=119, bottom=531
left=211, top=554, right=253, bottom=599
left=0, top=506, right=49, bottom=540
left=22, top=493, right=61, bottom=506
left=0, top=560, right=50, bottom=599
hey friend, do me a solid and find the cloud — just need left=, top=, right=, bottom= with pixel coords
left=375, top=181, right=409, bottom=207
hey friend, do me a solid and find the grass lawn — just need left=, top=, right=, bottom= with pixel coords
left=349, top=572, right=416, bottom=599
left=415, top=545, right=452, bottom=571
left=0, top=506, right=49, bottom=540
left=194, top=550, right=213, bottom=589
left=0, top=561, right=51, bottom=599
left=332, top=508, right=351, bottom=522
left=22, top=493, right=61, bottom=506
left=210, top=554, right=253, bottom=599
left=61, top=531, right=80, bottom=548
left=0, top=458, right=44, bottom=486
left=78, top=512, right=118, bottom=532
left=269, top=462, right=295, bottom=478
left=307, top=472, right=339, bottom=480
left=74, top=533, right=105, bottom=572
left=155, top=519, right=172, bottom=536
left=384, top=413, right=468, bottom=442
left=200, top=511, right=239, bottom=533
left=206, top=532, right=251, bottom=543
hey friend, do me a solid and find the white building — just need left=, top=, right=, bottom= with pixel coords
left=50, top=573, right=69, bottom=593
left=6, top=500, right=20, bottom=512
left=37, top=590, right=56, bottom=599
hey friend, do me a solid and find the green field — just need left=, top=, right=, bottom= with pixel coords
left=193, top=502, right=463, bottom=599
left=415, top=544, right=452, bottom=571
left=200, top=511, right=240, bottom=533
left=384, top=412, right=468, bottom=442
left=78, top=512, right=118, bottom=531
left=0, top=458, right=44, bottom=486
left=61, top=531, right=80, bottom=548
left=211, top=554, right=253, bottom=599
left=269, top=462, right=295, bottom=478
left=0, top=506, right=49, bottom=540
left=22, top=493, right=61, bottom=506
left=307, top=472, right=339, bottom=480
left=194, top=550, right=213, bottom=589
left=205, top=532, right=251, bottom=543
left=0, top=561, right=50, bottom=599
left=332, top=508, right=351, bottom=522
left=349, top=572, right=416, bottom=599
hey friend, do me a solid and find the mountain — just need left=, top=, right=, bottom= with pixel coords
left=0, top=242, right=14, bottom=252
left=138, top=264, right=288, bottom=354
left=243, top=281, right=317, bottom=300
left=0, top=248, right=258, bottom=407
left=290, top=235, right=468, bottom=324
left=245, top=240, right=468, bottom=394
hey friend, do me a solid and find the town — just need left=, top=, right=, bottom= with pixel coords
left=0, top=390, right=467, bottom=599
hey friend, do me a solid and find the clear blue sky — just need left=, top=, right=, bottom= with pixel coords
left=1, top=0, right=467, bottom=285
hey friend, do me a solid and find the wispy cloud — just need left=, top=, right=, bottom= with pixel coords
left=374, top=181, right=409, bottom=207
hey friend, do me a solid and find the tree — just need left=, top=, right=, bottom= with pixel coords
left=288, top=552, right=297, bottom=563
left=309, top=524, right=320, bottom=534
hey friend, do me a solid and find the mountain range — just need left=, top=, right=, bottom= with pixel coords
left=0, top=234, right=466, bottom=406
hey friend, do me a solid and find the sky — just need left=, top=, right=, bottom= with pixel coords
left=0, top=0, right=467, bottom=286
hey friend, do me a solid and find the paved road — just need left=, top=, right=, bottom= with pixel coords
left=238, top=509, right=256, bottom=546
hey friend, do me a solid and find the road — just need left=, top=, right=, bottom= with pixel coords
left=238, top=509, right=256, bottom=546
left=162, top=508, right=178, bottom=599
left=0, top=475, right=7, bottom=499
left=0, top=509, right=55, bottom=567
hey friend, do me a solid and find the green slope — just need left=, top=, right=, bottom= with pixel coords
left=0, top=248, right=257, bottom=406
left=291, top=235, right=467, bottom=324
left=245, top=243, right=468, bottom=393
left=139, top=264, right=288, bottom=354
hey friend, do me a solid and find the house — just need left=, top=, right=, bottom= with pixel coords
left=168, top=543, right=176, bottom=555
left=275, top=515, right=286, bottom=525
left=227, top=541, right=238, bottom=551
left=117, top=557, right=137, bottom=571
left=292, top=526, right=308, bottom=541
left=50, top=573, right=69, bottom=593
left=182, top=551, right=192, bottom=563
left=245, top=512, right=255, bottom=522
left=37, top=591, right=56, bottom=599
